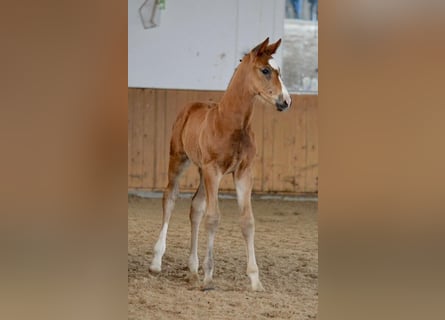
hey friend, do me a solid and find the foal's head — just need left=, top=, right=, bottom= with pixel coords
left=241, top=37, right=291, bottom=111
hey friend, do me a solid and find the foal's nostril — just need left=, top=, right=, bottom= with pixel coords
left=275, top=101, right=288, bottom=112
left=274, top=94, right=291, bottom=112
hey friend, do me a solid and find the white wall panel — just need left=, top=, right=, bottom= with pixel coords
left=128, top=0, right=285, bottom=90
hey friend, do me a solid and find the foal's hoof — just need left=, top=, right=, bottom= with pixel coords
left=187, top=273, right=201, bottom=287
left=252, top=282, right=265, bottom=292
left=201, top=280, right=216, bottom=291
left=149, top=264, right=161, bottom=274
left=201, top=286, right=215, bottom=292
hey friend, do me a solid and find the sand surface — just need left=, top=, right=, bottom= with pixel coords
left=128, top=195, right=318, bottom=319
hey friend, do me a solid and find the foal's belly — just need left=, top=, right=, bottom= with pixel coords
left=186, top=129, right=256, bottom=176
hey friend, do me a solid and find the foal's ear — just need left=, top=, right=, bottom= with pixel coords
left=251, top=37, right=270, bottom=56
left=266, top=38, right=281, bottom=55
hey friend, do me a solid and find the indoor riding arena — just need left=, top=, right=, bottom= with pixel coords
left=128, top=1, right=318, bottom=319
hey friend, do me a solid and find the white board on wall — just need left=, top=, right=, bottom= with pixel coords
left=128, top=0, right=285, bottom=90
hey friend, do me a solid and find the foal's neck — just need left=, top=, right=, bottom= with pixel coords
left=218, top=64, right=255, bottom=130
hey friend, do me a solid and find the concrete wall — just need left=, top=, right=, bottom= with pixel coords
left=282, top=19, right=318, bottom=92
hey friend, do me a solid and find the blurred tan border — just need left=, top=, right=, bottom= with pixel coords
left=320, top=1, right=445, bottom=319
left=0, top=1, right=127, bottom=320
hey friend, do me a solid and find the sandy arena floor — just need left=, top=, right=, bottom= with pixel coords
left=128, top=195, right=318, bottom=319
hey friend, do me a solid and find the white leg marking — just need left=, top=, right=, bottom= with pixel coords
left=203, top=232, right=215, bottom=285
left=189, top=183, right=206, bottom=274
left=188, top=254, right=199, bottom=274
left=150, top=223, right=168, bottom=273
left=235, top=183, right=245, bottom=209
left=246, top=239, right=264, bottom=291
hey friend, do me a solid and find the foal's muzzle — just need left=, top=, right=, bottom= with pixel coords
left=275, top=95, right=291, bottom=112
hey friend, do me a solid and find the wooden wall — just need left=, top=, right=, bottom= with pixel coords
left=128, top=88, right=318, bottom=194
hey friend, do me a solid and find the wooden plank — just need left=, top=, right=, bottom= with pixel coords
left=261, top=101, right=275, bottom=192
left=304, top=96, right=318, bottom=192
left=129, top=89, right=145, bottom=188
left=128, top=89, right=135, bottom=187
left=141, top=89, right=156, bottom=188
left=292, top=94, right=308, bottom=193
left=271, top=100, right=299, bottom=193
left=159, top=89, right=180, bottom=191
left=154, top=89, right=168, bottom=190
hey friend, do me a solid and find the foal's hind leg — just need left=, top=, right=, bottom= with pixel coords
left=234, top=168, right=264, bottom=291
left=188, top=169, right=206, bottom=282
left=201, top=165, right=222, bottom=290
left=149, top=153, right=189, bottom=273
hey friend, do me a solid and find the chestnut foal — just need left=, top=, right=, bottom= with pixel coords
left=149, top=38, right=291, bottom=291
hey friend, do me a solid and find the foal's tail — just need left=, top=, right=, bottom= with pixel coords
left=169, top=102, right=210, bottom=156
left=169, top=104, right=192, bottom=156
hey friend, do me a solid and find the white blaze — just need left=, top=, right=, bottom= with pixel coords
left=269, top=59, right=292, bottom=107
left=268, top=58, right=280, bottom=71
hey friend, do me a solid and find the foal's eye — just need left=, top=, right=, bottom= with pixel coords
left=261, top=68, right=270, bottom=75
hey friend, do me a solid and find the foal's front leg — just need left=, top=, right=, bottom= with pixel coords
left=234, top=168, right=264, bottom=291
left=201, top=165, right=222, bottom=290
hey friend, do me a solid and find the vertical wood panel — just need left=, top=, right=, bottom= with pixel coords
left=154, top=89, right=168, bottom=189
left=161, top=89, right=180, bottom=190
left=293, top=95, right=308, bottom=193
left=129, top=89, right=144, bottom=188
left=305, top=96, right=318, bottom=192
left=261, top=104, right=275, bottom=192
left=141, top=89, right=156, bottom=188
left=128, top=88, right=318, bottom=194
left=271, top=100, right=300, bottom=192
left=128, top=90, right=135, bottom=187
